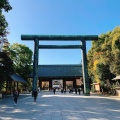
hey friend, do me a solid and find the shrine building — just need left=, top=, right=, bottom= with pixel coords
left=30, top=64, right=83, bottom=91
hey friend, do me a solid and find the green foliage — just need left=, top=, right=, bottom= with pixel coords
left=87, top=26, right=120, bottom=86
left=0, top=51, right=13, bottom=90
left=6, top=43, right=33, bottom=76
left=110, top=51, right=120, bottom=75
left=112, top=34, right=120, bottom=50
left=0, top=1, right=13, bottom=93
left=0, top=0, right=12, bottom=50
left=0, top=0, right=12, bottom=12
left=114, top=38, right=120, bottom=50
left=0, top=13, right=8, bottom=35
left=4, top=43, right=33, bottom=90
left=96, top=63, right=114, bottom=82
left=87, top=50, right=94, bottom=77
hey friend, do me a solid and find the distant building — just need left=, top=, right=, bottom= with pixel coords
left=30, top=64, right=83, bottom=91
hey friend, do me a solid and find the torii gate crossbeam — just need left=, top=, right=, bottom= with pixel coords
left=21, top=35, right=98, bottom=96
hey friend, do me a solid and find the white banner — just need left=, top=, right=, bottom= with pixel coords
left=52, top=80, right=63, bottom=88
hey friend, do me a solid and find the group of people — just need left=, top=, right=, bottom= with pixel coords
left=13, top=85, right=84, bottom=105
left=61, top=88, right=66, bottom=94
left=75, top=84, right=84, bottom=95
left=52, top=85, right=84, bottom=95
left=53, top=88, right=66, bottom=95
left=75, top=87, right=84, bottom=95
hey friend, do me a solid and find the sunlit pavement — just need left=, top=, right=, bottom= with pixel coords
left=0, top=92, right=120, bottom=120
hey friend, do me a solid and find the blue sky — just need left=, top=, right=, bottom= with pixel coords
left=4, top=0, right=120, bottom=65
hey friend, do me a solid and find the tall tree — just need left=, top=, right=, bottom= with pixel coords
left=0, top=51, right=13, bottom=91
left=4, top=43, right=33, bottom=90
left=0, top=0, right=12, bottom=12
left=6, top=43, right=33, bottom=77
left=0, top=0, right=12, bottom=51
left=110, top=27, right=120, bottom=75
left=88, top=26, right=120, bottom=87
left=0, top=13, right=9, bottom=51
left=0, top=1, right=13, bottom=92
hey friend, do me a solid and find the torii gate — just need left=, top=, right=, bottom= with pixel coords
left=21, top=35, right=98, bottom=96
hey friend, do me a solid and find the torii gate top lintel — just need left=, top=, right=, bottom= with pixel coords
left=21, top=34, right=98, bottom=96
left=21, top=35, right=98, bottom=41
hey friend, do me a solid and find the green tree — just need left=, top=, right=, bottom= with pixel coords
left=0, top=51, right=13, bottom=91
left=96, top=63, right=114, bottom=82
left=0, top=0, right=13, bottom=92
left=0, top=12, right=9, bottom=51
left=0, top=0, right=12, bottom=51
left=0, top=0, right=12, bottom=12
left=87, top=26, right=120, bottom=90
left=0, top=13, right=8, bottom=35
left=5, top=43, right=33, bottom=90
left=110, top=27, right=120, bottom=75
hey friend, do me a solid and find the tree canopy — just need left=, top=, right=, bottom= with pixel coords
left=0, top=51, right=13, bottom=90
left=0, top=0, right=12, bottom=12
left=0, top=1, right=13, bottom=91
left=0, top=0, right=12, bottom=51
left=5, top=43, right=33, bottom=79
left=87, top=26, right=120, bottom=85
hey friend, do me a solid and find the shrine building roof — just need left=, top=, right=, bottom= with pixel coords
left=30, top=64, right=82, bottom=79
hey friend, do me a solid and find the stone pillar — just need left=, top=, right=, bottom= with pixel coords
left=81, top=40, right=90, bottom=96
left=33, top=39, right=39, bottom=91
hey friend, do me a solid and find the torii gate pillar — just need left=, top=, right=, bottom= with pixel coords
left=21, top=35, right=98, bottom=95
left=81, top=40, right=90, bottom=95
left=33, top=39, right=39, bottom=91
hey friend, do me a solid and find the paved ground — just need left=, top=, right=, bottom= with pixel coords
left=0, top=92, right=120, bottom=120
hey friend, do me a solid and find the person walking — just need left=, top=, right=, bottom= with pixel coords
left=13, top=90, right=19, bottom=105
left=61, top=88, right=63, bottom=93
left=33, top=89, right=38, bottom=102
left=53, top=88, right=56, bottom=95
left=75, top=88, right=77, bottom=94
left=64, top=88, right=66, bottom=94
left=78, top=88, right=81, bottom=95
left=81, top=84, right=84, bottom=94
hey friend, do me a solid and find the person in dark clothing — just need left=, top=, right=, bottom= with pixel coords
left=13, top=90, right=19, bottom=105
left=81, top=84, right=84, bottom=94
left=61, top=88, right=63, bottom=93
left=75, top=88, right=77, bottom=94
left=64, top=88, right=66, bottom=94
left=33, top=89, right=38, bottom=102
left=78, top=88, right=81, bottom=95
left=53, top=88, right=56, bottom=95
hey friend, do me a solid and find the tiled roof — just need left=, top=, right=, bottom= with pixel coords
left=30, top=64, right=82, bottom=78
left=10, top=73, right=27, bottom=83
